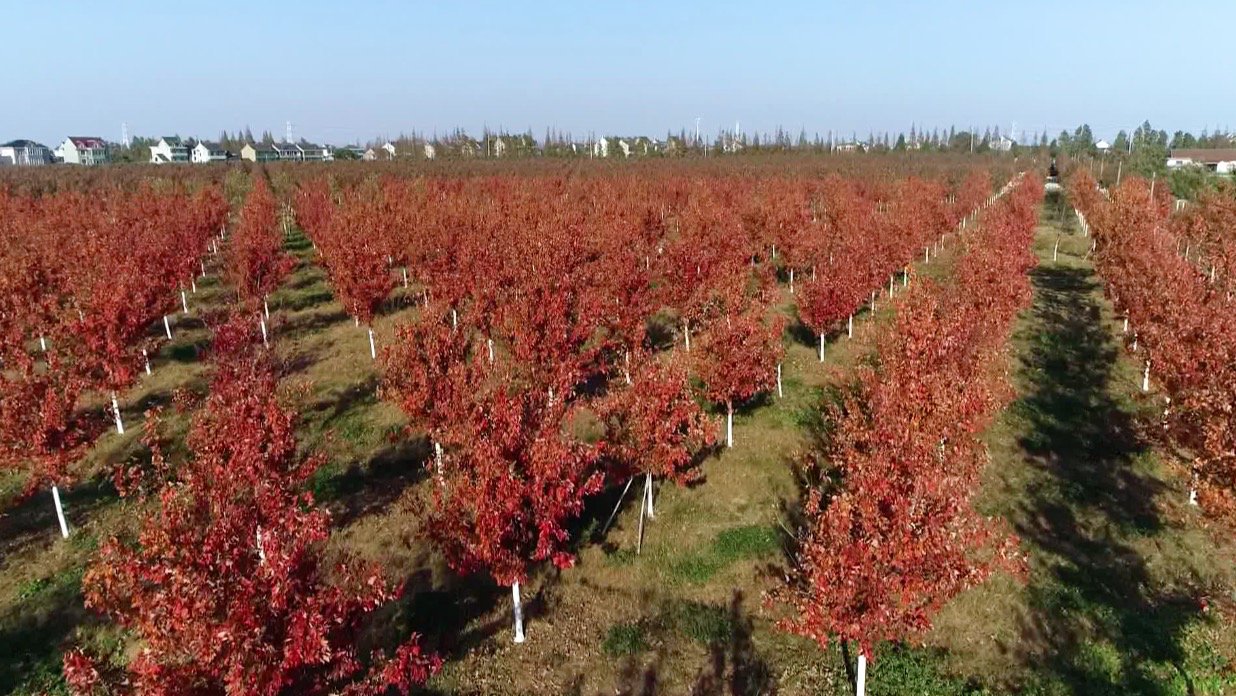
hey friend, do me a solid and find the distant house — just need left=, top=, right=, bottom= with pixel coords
left=0, top=139, right=53, bottom=166
left=423, top=143, right=436, bottom=160
left=150, top=137, right=190, bottom=164
left=191, top=141, right=229, bottom=163
left=382, top=142, right=397, bottom=159
left=1095, top=139, right=1111, bottom=153
left=991, top=135, right=1015, bottom=152
left=492, top=137, right=507, bottom=157
left=56, top=136, right=109, bottom=165
left=240, top=143, right=279, bottom=162
left=299, top=143, right=330, bottom=161
left=618, top=139, right=632, bottom=158
left=1167, top=148, right=1236, bottom=174
left=363, top=147, right=378, bottom=161
left=593, top=138, right=609, bottom=158
left=336, top=145, right=365, bottom=159
left=271, top=142, right=302, bottom=161
left=834, top=142, right=862, bottom=153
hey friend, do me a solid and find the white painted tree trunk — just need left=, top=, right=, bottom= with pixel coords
left=1122, top=316, right=1129, bottom=334
left=181, top=290, right=188, bottom=314
left=402, top=267, right=409, bottom=288
left=39, top=335, right=46, bottom=352
left=624, top=350, right=632, bottom=385
left=1053, top=238, right=1060, bottom=262
left=487, top=338, right=494, bottom=363
left=871, top=291, right=877, bottom=313
left=368, top=328, right=376, bottom=360
left=111, top=393, right=124, bottom=434
left=856, top=652, right=868, bottom=696
left=888, top=275, right=894, bottom=297
left=142, top=349, right=151, bottom=376
left=451, top=308, right=458, bottom=330
left=511, top=583, right=526, bottom=643
left=163, top=315, right=173, bottom=340
left=1142, top=362, right=1150, bottom=392
left=260, top=317, right=269, bottom=347
left=200, top=259, right=206, bottom=278
left=789, top=268, right=794, bottom=294
left=819, top=333, right=825, bottom=362
left=264, top=298, right=270, bottom=319
left=644, top=472, right=655, bottom=519
left=924, top=246, right=930, bottom=263
left=776, top=363, right=783, bottom=398
left=434, top=441, right=444, bottom=486
left=52, top=485, right=69, bottom=539
left=848, top=314, right=854, bottom=339
left=726, top=402, right=734, bottom=448
left=191, top=276, right=197, bottom=293
left=683, top=320, right=691, bottom=352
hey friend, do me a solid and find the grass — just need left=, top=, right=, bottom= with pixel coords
left=664, top=524, right=781, bottom=585
left=603, top=621, right=651, bottom=656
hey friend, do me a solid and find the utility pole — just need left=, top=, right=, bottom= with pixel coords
left=695, top=117, right=702, bottom=148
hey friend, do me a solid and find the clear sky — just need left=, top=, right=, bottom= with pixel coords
left=4, top=0, right=1234, bottom=147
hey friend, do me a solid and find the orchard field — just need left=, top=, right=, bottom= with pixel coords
left=2, top=155, right=1235, bottom=696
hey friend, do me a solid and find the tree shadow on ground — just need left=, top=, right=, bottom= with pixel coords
left=688, top=591, right=777, bottom=695
left=1006, top=262, right=1210, bottom=695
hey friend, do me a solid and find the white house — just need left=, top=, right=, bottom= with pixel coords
left=57, top=136, right=109, bottom=165
left=1167, top=148, right=1236, bottom=174
left=991, top=135, right=1015, bottom=152
left=299, top=143, right=331, bottom=161
left=150, top=137, right=189, bottom=164
left=0, top=140, right=52, bottom=166
left=1095, top=139, right=1111, bottom=153
left=382, top=142, right=397, bottom=158
left=423, top=143, right=436, bottom=160
left=593, top=138, right=609, bottom=158
left=493, top=137, right=507, bottom=157
left=618, top=139, right=632, bottom=157
left=191, top=141, right=229, bottom=163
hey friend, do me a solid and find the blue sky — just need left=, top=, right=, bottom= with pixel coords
left=4, top=1, right=1233, bottom=146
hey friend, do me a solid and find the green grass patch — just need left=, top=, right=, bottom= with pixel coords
left=869, top=644, right=991, bottom=696
left=669, top=601, right=733, bottom=646
left=602, top=621, right=650, bottom=656
left=665, top=524, right=780, bottom=585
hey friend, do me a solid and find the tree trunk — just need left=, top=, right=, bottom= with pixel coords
left=402, top=267, right=409, bottom=288
left=726, top=401, right=734, bottom=448
left=776, top=363, right=783, bottom=398
left=512, top=583, right=526, bottom=643
left=181, top=290, right=188, bottom=314
left=142, top=349, right=151, bottom=375
left=789, top=268, right=794, bottom=294
left=264, top=297, right=270, bottom=319
left=52, top=485, right=69, bottom=539
left=819, top=333, right=825, bottom=362
left=856, top=652, right=867, bottom=696
left=111, top=392, right=124, bottom=435
left=39, top=335, right=47, bottom=352
left=1142, top=361, right=1150, bottom=393
left=368, top=327, right=377, bottom=360
left=683, top=319, right=691, bottom=352
left=434, top=441, right=444, bottom=487
left=848, top=313, right=853, bottom=339
left=645, top=472, right=655, bottom=520
left=487, top=338, right=494, bottom=363
left=260, top=316, right=269, bottom=347
left=163, top=315, right=173, bottom=340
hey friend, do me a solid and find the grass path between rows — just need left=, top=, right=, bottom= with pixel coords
left=928, top=195, right=1236, bottom=696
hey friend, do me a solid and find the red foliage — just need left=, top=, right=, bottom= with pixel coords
left=68, top=313, right=439, bottom=695
left=600, top=354, right=716, bottom=485
left=227, top=177, right=295, bottom=310
left=775, top=175, right=1040, bottom=656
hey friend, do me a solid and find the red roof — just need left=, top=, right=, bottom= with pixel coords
left=68, top=136, right=106, bottom=149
